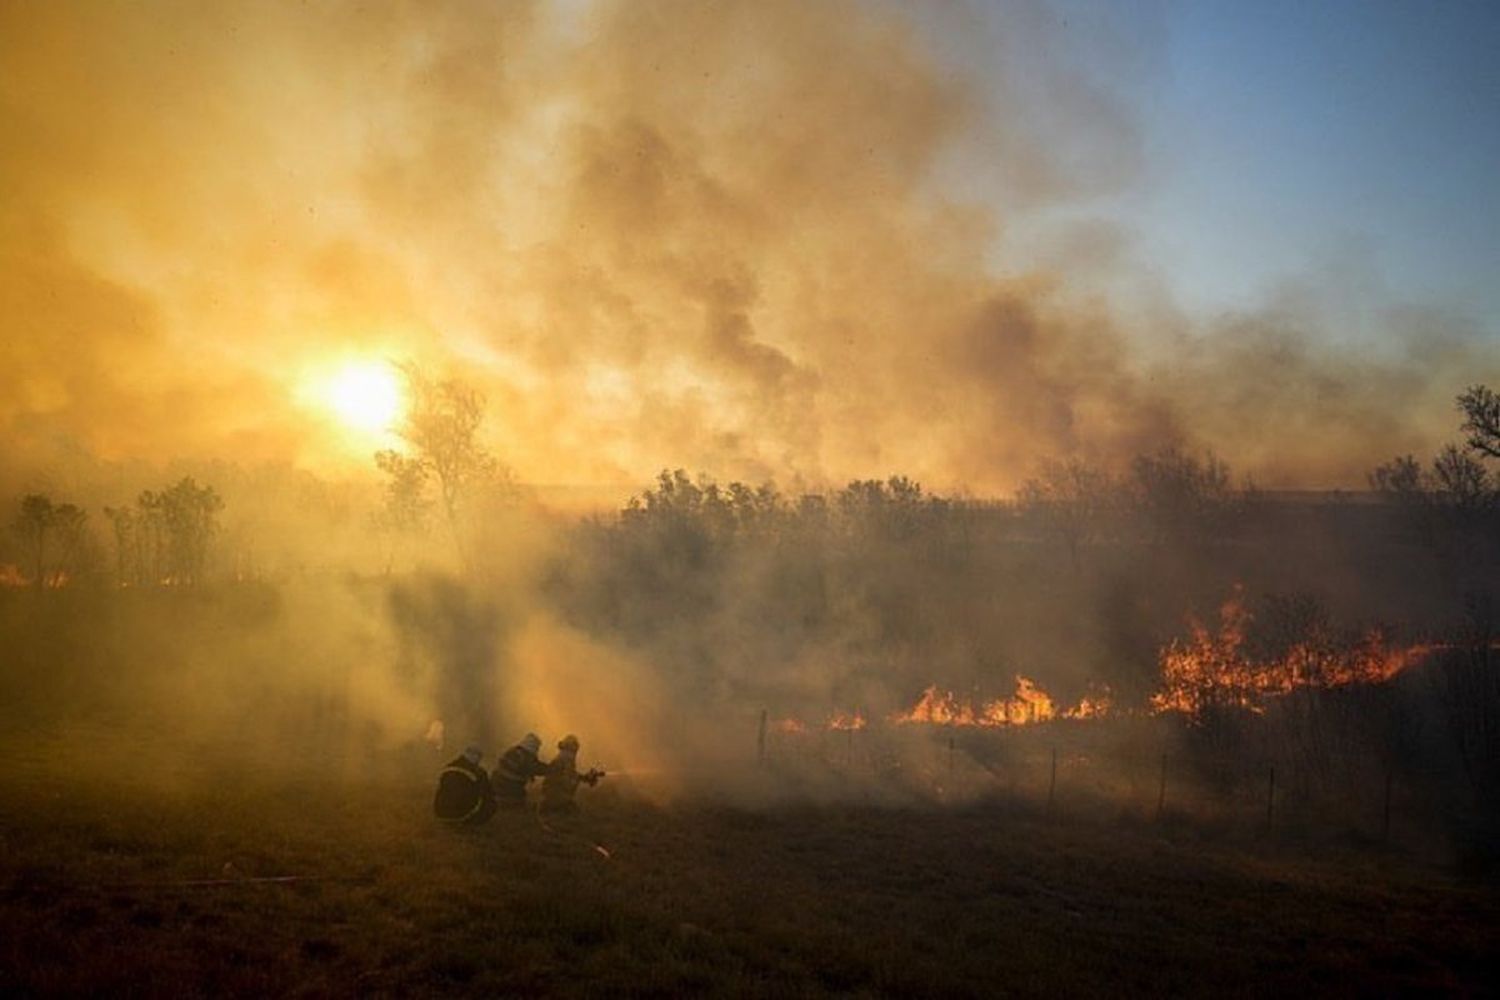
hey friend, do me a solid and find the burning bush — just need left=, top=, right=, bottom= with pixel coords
left=1150, top=587, right=1434, bottom=721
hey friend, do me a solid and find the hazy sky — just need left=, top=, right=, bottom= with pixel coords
left=1133, top=0, right=1499, bottom=328
left=940, top=1, right=1500, bottom=330
left=1, top=0, right=1495, bottom=495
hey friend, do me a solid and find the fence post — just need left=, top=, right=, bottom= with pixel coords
left=757, top=709, right=767, bottom=767
left=1156, top=752, right=1167, bottom=822
left=948, top=734, right=955, bottom=778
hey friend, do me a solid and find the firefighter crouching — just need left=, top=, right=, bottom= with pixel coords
left=493, top=732, right=548, bottom=808
left=433, top=744, right=497, bottom=825
left=541, top=734, right=605, bottom=815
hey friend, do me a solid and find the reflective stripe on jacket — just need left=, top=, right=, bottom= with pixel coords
left=433, top=757, right=495, bottom=823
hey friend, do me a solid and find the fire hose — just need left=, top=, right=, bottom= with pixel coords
left=530, top=768, right=611, bottom=858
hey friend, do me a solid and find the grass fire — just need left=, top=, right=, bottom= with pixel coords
left=3, top=1, right=1498, bottom=995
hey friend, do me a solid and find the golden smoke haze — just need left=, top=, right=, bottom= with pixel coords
left=1, top=0, right=1492, bottom=495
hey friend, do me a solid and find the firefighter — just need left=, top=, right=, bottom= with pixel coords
left=432, top=744, right=497, bottom=825
left=492, top=732, right=548, bottom=808
left=540, top=734, right=604, bottom=815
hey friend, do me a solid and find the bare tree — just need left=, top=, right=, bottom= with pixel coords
left=1370, top=454, right=1431, bottom=542
left=136, top=478, right=223, bottom=585
left=12, top=494, right=54, bottom=589
left=373, top=448, right=430, bottom=573
left=51, top=503, right=89, bottom=585
left=1371, top=445, right=1495, bottom=543
left=103, top=506, right=137, bottom=586
left=1129, top=447, right=1237, bottom=542
left=378, top=365, right=514, bottom=569
left=400, top=367, right=494, bottom=530
left=1017, top=458, right=1116, bottom=571
left=1459, top=385, right=1500, bottom=460
left=8, top=495, right=92, bottom=587
left=1369, top=454, right=1423, bottom=500
left=1431, top=445, right=1495, bottom=516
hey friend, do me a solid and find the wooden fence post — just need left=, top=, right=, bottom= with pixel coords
left=757, top=709, right=767, bottom=767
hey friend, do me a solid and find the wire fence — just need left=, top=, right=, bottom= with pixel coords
left=753, top=717, right=1491, bottom=848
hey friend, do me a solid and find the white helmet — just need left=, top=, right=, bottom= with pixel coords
left=463, top=744, right=482, bottom=765
left=520, top=733, right=541, bottom=754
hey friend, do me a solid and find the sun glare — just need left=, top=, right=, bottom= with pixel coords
left=325, top=362, right=403, bottom=434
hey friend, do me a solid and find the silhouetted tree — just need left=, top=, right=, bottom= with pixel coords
left=619, top=470, right=734, bottom=589
left=1370, top=445, right=1496, bottom=544
left=51, top=503, right=89, bottom=584
left=380, top=365, right=514, bottom=568
left=1431, top=444, right=1495, bottom=521
left=8, top=494, right=91, bottom=587
left=1017, top=459, right=1116, bottom=571
left=1369, top=454, right=1423, bottom=503
left=835, top=476, right=944, bottom=540
left=1130, top=447, right=1239, bottom=542
left=135, top=478, right=222, bottom=584
left=12, top=494, right=55, bottom=589
left=103, top=505, right=138, bottom=586
left=373, top=448, right=431, bottom=573
left=1459, top=384, right=1500, bottom=460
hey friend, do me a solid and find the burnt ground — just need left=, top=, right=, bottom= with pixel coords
left=1, top=767, right=1495, bottom=998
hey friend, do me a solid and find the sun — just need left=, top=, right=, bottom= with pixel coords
left=324, top=361, right=403, bottom=434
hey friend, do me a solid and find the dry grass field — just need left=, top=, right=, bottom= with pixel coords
left=2, top=760, right=1495, bottom=998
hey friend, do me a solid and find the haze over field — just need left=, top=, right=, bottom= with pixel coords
left=4, top=0, right=1496, bottom=499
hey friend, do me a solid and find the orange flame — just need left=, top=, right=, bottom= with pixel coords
left=1062, top=688, right=1113, bottom=719
left=826, top=710, right=868, bottom=731
left=770, top=712, right=868, bottom=734
left=891, top=675, right=1092, bottom=727
left=0, top=565, right=71, bottom=588
left=1149, top=588, right=1436, bottom=720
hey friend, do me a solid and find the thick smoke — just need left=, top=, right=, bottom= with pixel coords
left=2, top=0, right=1492, bottom=494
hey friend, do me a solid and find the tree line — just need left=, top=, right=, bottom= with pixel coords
left=10, top=381, right=1496, bottom=593
left=1368, top=386, right=1500, bottom=544
left=542, top=386, right=1499, bottom=710
left=5, top=478, right=222, bottom=589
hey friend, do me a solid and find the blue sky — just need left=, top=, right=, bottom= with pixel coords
left=948, top=0, right=1500, bottom=337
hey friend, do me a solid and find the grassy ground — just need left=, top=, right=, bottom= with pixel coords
left=1, top=765, right=1495, bottom=998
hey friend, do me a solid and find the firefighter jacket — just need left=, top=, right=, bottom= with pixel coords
left=541, top=748, right=596, bottom=813
left=433, top=755, right=497, bottom=825
left=492, top=743, right=547, bottom=802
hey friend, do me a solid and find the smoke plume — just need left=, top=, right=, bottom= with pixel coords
left=2, top=0, right=1491, bottom=495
